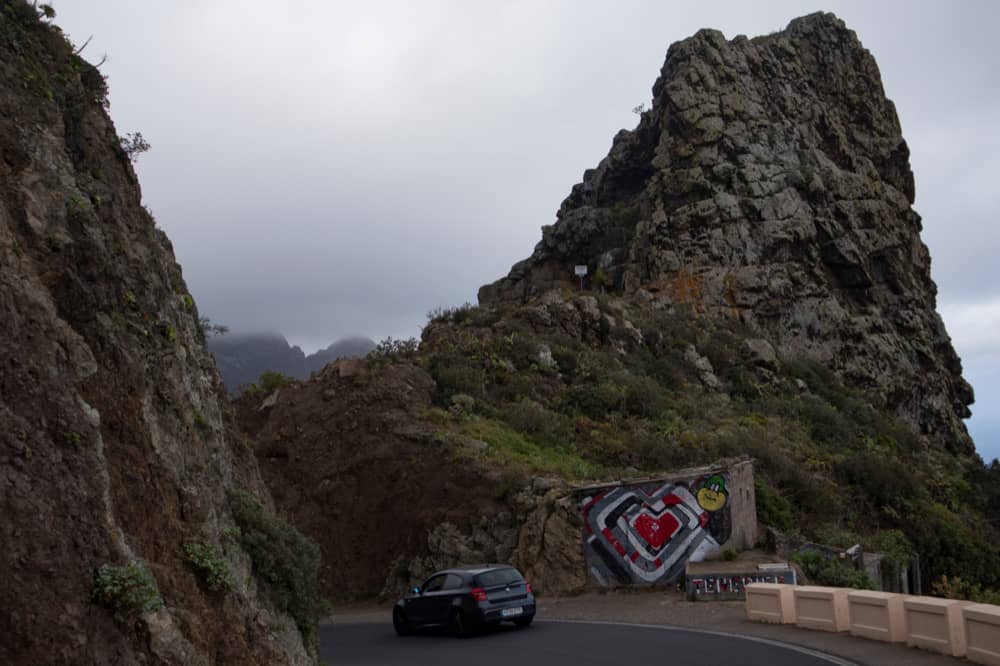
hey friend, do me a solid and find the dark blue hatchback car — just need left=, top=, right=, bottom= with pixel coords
left=393, top=564, right=536, bottom=637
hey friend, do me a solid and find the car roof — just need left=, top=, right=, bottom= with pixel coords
left=435, top=564, right=516, bottom=576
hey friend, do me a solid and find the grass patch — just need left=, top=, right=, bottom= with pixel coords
left=458, top=416, right=607, bottom=480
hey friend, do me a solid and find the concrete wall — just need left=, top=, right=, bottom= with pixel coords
left=847, top=591, right=906, bottom=642
left=746, top=585, right=1000, bottom=663
left=577, top=459, right=756, bottom=587
left=903, top=596, right=968, bottom=657
left=745, top=583, right=796, bottom=624
left=964, top=603, right=1000, bottom=666
left=794, top=586, right=850, bottom=632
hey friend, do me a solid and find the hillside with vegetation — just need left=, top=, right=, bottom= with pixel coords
left=238, top=287, right=1000, bottom=600
left=239, top=12, right=1000, bottom=604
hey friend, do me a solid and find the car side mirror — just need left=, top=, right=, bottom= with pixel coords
left=411, top=587, right=420, bottom=595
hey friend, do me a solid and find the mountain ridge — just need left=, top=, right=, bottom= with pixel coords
left=207, top=332, right=375, bottom=393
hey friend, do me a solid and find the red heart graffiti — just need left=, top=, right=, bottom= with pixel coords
left=631, top=511, right=680, bottom=550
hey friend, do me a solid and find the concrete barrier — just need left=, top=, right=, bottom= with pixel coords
left=745, top=583, right=796, bottom=624
left=847, top=590, right=906, bottom=642
left=903, top=596, right=968, bottom=657
left=794, top=586, right=850, bottom=632
left=964, top=603, right=1000, bottom=665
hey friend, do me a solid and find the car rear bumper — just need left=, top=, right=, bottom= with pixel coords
left=477, top=601, right=536, bottom=623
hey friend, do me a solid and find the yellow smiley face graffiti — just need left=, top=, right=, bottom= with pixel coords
left=696, top=475, right=727, bottom=512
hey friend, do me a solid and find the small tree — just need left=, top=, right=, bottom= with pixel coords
left=120, top=132, right=150, bottom=162
left=198, top=317, right=229, bottom=337
left=36, top=3, right=56, bottom=20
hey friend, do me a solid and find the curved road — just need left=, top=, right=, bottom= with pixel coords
left=319, top=619, right=856, bottom=666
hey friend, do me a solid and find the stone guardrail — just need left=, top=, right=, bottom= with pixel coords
left=745, top=583, right=1000, bottom=664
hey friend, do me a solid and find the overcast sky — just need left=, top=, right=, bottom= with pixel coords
left=55, top=1, right=999, bottom=461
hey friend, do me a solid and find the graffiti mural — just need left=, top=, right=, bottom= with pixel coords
left=580, top=475, right=732, bottom=586
left=686, top=571, right=796, bottom=600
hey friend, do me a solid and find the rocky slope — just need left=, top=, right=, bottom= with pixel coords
left=0, top=4, right=315, bottom=663
left=480, top=12, right=973, bottom=455
left=208, top=332, right=375, bottom=393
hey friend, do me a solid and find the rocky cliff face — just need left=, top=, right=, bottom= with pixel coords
left=480, top=13, right=973, bottom=454
left=0, top=4, right=312, bottom=663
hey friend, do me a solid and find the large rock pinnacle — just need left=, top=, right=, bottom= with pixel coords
left=479, top=13, right=974, bottom=453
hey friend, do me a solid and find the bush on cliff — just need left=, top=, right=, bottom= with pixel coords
left=183, top=542, right=234, bottom=594
left=230, top=491, right=325, bottom=636
left=91, top=563, right=164, bottom=622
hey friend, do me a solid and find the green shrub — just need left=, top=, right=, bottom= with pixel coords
left=240, top=370, right=297, bottom=398
left=551, top=348, right=579, bottom=378
left=257, top=370, right=295, bottom=392
left=230, top=492, right=325, bottom=636
left=183, top=542, right=233, bottom=593
left=608, top=202, right=640, bottom=228
left=626, top=351, right=683, bottom=390
left=863, top=530, right=913, bottom=580
left=92, top=563, right=164, bottom=621
left=834, top=452, right=922, bottom=512
left=428, top=354, right=484, bottom=400
left=931, top=575, right=1000, bottom=604
left=700, top=329, right=740, bottom=374
left=906, top=501, right=1000, bottom=589
left=617, top=373, right=669, bottom=419
left=562, top=382, right=624, bottom=420
left=242, top=370, right=296, bottom=398
left=427, top=303, right=478, bottom=326
left=500, top=398, right=552, bottom=435
left=755, top=478, right=794, bottom=531
left=792, top=550, right=873, bottom=589
left=448, top=393, right=476, bottom=417
left=628, top=423, right=687, bottom=470
left=367, top=336, right=419, bottom=362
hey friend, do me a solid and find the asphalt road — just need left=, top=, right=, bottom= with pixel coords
left=320, top=620, right=857, bottom=666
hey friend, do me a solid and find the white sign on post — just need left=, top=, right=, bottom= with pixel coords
left=574, top=265, right=588, bottom=289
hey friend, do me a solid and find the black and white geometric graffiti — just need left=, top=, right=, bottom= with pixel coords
left=580, top=475, right=732, bottom=586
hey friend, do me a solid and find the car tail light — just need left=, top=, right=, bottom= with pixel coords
left=526, top=582, right=532, bottom=594
left=471, top=587, right=488, bottom=602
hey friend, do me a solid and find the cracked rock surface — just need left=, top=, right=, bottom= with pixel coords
left=480, top=13, right=973, bottom=453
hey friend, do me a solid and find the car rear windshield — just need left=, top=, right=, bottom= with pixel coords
left=475, top=568, right=524, bottom=587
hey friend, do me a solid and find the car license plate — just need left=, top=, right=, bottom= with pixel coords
left=501, top=607, right=523, bottom=617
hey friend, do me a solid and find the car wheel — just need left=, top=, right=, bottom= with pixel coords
left=514, top=616, right=533, bottom=629
left=448, top=610, right=469, bottom=638
left=393, top=608, right=412, bottom=636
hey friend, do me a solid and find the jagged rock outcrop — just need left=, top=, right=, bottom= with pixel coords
left=0, top=4, right=311, bottom=663
left=480, top=12, right=973, bottom=453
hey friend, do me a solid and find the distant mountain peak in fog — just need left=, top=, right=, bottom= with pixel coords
left=207, top=332, right=376, bottom=393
